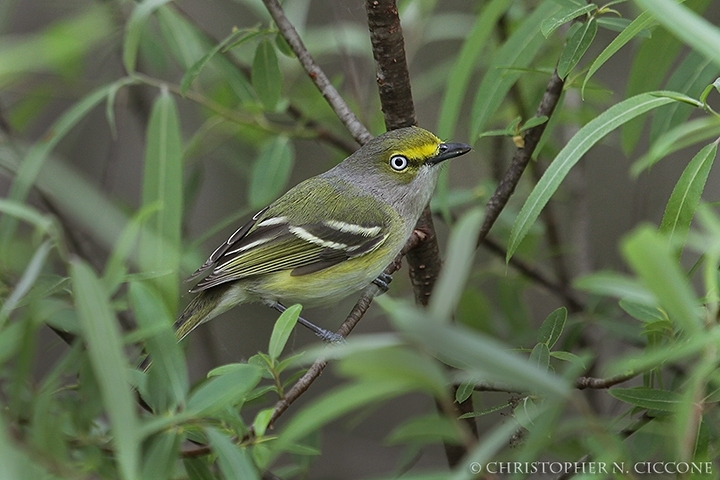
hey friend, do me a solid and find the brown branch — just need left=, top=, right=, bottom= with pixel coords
left=364, top=0, right=479, bottom=468
left=365, top=0, right=416, bottom=130
left=262, top=0, right=372, bottom=145
left=574, top=371, right=638, bottom=390
left=476, top=70, right=565, bottom=247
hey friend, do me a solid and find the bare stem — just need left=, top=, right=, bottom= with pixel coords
left=476, top=70, right=565, bottom=247
left=262, top=0, right=372, bottom=145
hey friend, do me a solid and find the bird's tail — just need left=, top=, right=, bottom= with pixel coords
left=174, top=285, right=230, bottom=341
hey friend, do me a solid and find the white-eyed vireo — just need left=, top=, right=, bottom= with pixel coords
left=175, top=126, right=471, bottom=342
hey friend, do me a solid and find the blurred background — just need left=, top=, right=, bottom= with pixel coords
left=2, top=0, right=720, bottom=477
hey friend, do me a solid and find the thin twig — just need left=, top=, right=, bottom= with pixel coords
left=574, top=371, right=638, bottom=390
left=171, top=3, right=357, bottom=155
left=476, top=70, right=565, bottom=247
left=470, top=370, right=638, bottom=394
left=262, top=0, right=372, bottom=145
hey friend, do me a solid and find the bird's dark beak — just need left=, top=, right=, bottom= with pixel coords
left=429, top=142, right=472, bottom=165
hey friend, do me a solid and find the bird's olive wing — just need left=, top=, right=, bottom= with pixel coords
left=189, top=215, right=389, bottom=292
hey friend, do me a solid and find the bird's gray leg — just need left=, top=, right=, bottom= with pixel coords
left=270, top=302, right=345, bottom=344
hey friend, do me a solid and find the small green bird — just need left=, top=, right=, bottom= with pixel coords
left=175, top=126, right=471, bottom=342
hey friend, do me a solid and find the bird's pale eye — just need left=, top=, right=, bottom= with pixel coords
left=390, top=154, right=409, bottom=171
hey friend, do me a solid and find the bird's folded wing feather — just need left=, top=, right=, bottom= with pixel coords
left=189, top=208, right=390, bottom=292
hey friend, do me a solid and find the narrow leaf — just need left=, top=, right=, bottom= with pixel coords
left=181, top=28, right=245, bottom=95
left=436, top=0, right=514, bottom=138
left=659, top=142, right=718, bottom=248
left=582, top=11, right=655, bottom=97
left=140, top=88, right=183, bottom=312
left=529, top=343, right=551, bottom=371
left=386, top=415, right=462, bottom=445
left=186, top=364, right=262, bottom=416
left=277, top=381, right=412, bottom=451
left=541, top=4, right=597, bottom=38
left=0, top=241, right=53, bottom=329
left=470, top=0, right=560, bottom=138
left=428, top=208, right=484, bottom=322
left=130, top=282, right=188, bottom=411
left=248, top=136, right=294, bottom=208
left=537, top=307, right=567, bottom=348
left=124, top=0, right=175, bottom=72
left=650, top=52, right=717, bottom=143
left=507, top=92, right=676, bottom=260
left=268, top=304, right=301, bottom=360
left=634, top=0, right=720, bottom=69
left=632, top=116, right=720, bottom=176
left=557, top=18, right=597, bottom=79
left=573, top=271, right=657, bottom=305
left=622, top=226, right=702, bottom=333
left=71, top=260, right=140, bottom=480
left=379, top=297, right=570, bottom=398
left=252, top=39, right=282, bottom=110
left=609, top=387, right=682, bottom=411
left=140, top=432, right=180, bottom=480
left=206, top=428, right=259, bottom=480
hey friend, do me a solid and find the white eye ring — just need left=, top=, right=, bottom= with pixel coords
left=390, top=155, right=409, bottom=171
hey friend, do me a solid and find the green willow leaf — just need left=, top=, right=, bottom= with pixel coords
left=541, top=3, right=597, bottom=38
left=634, top=0, right=720, bottom=68
left=557, top=18, right=597, bottom=79
left=582, top=11, right=655, bottom=97
left=470, top=0, right=559, bottom=139
left=507, top=92, right=676, bottom=260
left=574, top=271, right=657, bottom=305
left=649, top=52, right=717, bottom=143
left=386, top=415, right=462, bottom=445
left=622, top=0, right=711, bottom=153
left=436, top=0, right=513, bottom=138
left=71, top=260, right=140, bottom=480
left=276, top=380, right=412, bottom=453
left=660, top=142, right=718, bottom=249
left=268, top=304, right=301, bottom=360
left=140, top=432, right=181, bottom=480
left=428, top=208, right=484, bottom=323
left=0, top=241, right=53, bottom=329
left=252, top=39, right=282, bottom=110
left=185, top=364, right=262, bottom=416
left=156, top=7, right=207, bottom=71
left=632, top=116, right=720, bottom=176
left=181, top=28, right=246, bottom=95
left=249, top=136, right=294, bottom=208
left=622, top=226, right=702, bottom=333
left=537, top=307, right=567, bottom=348
left=529, top=343, right=551, bottom=371
left=124, top=0, right=175, bottom=72
left=206, top=428, right=259, bottom=480
left=130, top=282, right=188, bottom=411
left=141, top=88, right=183, bottom=312
left=609, top=387, right=682, bottom=412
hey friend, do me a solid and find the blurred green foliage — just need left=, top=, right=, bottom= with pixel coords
left=2, top=0, right=720, bottom=478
